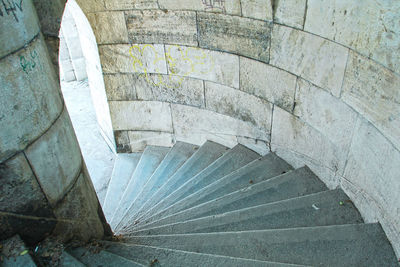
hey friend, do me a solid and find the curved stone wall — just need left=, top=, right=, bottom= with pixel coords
left=0, top=0, right=110, bottom=244
left=77, top=0, right=400, bottom=255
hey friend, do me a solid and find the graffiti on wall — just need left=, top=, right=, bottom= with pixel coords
left=129, top=44, right=215, bottom=88
left=201, top=0, right=226, bottom=13
left=0, top=0, right=23, bottom=22
left=20, top=50, right=38, bottom=74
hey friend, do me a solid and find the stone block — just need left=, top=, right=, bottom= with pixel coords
left=109, top=101, right=173, bottom=132
left=25, top=109, right=82, bottom=205
left=305, top=0, right=400, bottom=73
left=0, top=36, right=63, bottom=162
left=128, top=131, right=175, bottom=152
left=271, top=107, right=345, bottom=188
left=341, top=51, right=400, bottom=151
left=75, top=0, right=105, bottom=12
left=165, top=45, right=239, bottom=88
left=53, top=171, right=105, bottom=242
left=240, top=57, right=296, bottom=111
left=294, top=78, right=358, bottom=148
left=158, top=0, right=241, bottom=15
left=104, top=0, right=158, bottom=10
left=0, top=0, right=40, bottom=58
left=86, top=11, right=129, bottom=44
left=343, top=118, right=400, bottom=254
left=172, top=104, right=269, bottom=147
left=198, top=12, right=272, bottom=63
left=99, top=44, right=167, bottom=74
left=205, top=81, right=272, bottom=132
left=0, top=153, right=56, bottom=244
left=136, top=74, right=205, bottom=107
left=241, top=0, right=273, bottom=21
left=274, top=0, right=306, bottom=29
left=125, top=10, right=198, bottom=46
left=270, top=24, right=348, bottom=96
left=104, top=74, right=137, bottom=101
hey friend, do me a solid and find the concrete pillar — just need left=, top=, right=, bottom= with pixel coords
left=0, top=0, right=111, bottom=244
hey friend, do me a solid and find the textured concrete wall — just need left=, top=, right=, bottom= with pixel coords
left=0, top=0, right=110, bottom=244
left=76, top=0, right=400, bottom=255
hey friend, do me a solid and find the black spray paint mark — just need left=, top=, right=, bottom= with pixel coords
left=0, top=0, right=23, bottom=22
left=201, top=0, right=226, bottom=13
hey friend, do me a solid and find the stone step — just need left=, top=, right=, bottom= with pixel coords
left=120, top=141, right=229, bottom=230
left=60, top=251, right=85, bottom=267
left=69, top=247, right=145, bottom=267
left=129, top=189, right=363, bottom=236
left=125, top=224, right=398, bottom=266
left=128, top=144, right=260, bottom=227
left=114, top=142, right=198, bottom=230
left=101, top=242, right=307, bottom=267
left=0, top=236, right=36, bottom=267
left=130, top=167, right=326, bottom=232
left=102, top=153, right=142, bottom=221
left=126, top=154, right=292, bottom=231
left=110, top=146, right=170, bottom=228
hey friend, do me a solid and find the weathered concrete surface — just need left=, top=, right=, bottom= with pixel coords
left=240, top=57, right=296, bottom=111
left=128, top=131, right=175, bottom=152
left=198, top=13, right=272, bottom=63
left=0, top=0, right=39, bottom=58
left=135, top=74, right=205, bottom=107
left=172, top=104, right=269, bottom=147
left=165, top=45, right=239, bottom=88
left=125, top=10, right=198, bottom=46
left=25, top=109, right=82, bottom=205
left=343, top=118, right=400, bottom=255
left=271, top=107, right=344, bottom=188
left=104, top=74, right=137, bottom=101
left=158, top=0, right=241, bottom=15
left=294, top=78, right=357, bottom=151
left=274, top=0, right=306, bottom=29
left=1, top=235, right=36, bottom=266
left=270, top=24, right=348, bottom=96
left=0, top=153, right=56, bottom=244
left=241, top=0, right=273, bottom=21
left=104, top=0, right=158, bottom=10
left=236, top=136, right=270, bottom=156
left=53, top=171, right=106, bottom=242
left=341, top=51, right=400, bottom=151
left=32, top=0, right=66, bottom=36
left=114, top=131, right=131, bottom=153
left=205, top=81, right=273, bottom=133
left=305, top=0, right=400, bottom=73
left=86, top=11, right=129, bottom=44
left=109, top=101, right=173, bottom=132
left=99, top=44, right=167, bottom=74
left=0, top=36, right=63, bottom=163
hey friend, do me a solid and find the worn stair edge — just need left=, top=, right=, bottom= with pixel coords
left=121, top=144, right=259, bottom=230
left=114, top=142, right=198, bottom=230
left=102, top=153, right=142, bottom=221
left=68, top=246, right=145, bottom=267
left=0, top=235, right=36, bottom=267
left=127, top=188, right=363, bottom=236
left=126, top=166, right=326, bottom=232
left=110, top=146, right=170, bottom=228
left=60, top=251, right=85, bottom=267
left=101, top=242, right=308, bottom=267
left=124, top=154, right=293, bottom=231
left=117, top=140, right=229, bottom=231
left=125, top=223, right=398, bottom=267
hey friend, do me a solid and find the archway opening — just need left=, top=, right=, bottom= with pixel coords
left=58, top=0, right=115, bottom=204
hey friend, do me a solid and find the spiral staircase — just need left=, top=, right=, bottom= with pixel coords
left=2, top=141, right=398, bottom=266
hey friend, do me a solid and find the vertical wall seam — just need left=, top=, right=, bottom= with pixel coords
left=302, top=0, right=309, bottom=30
left=292, top=76, right=300, bottom=113
left=22, top=151, right=54, bottom=209
left=195, top=11, right=200, bottom=47
left=164, top=44, right=169, bottom=75
left=339, top=48, right=350, bottom=99
left=203, top=80, right=207, bottom=108
left=269, top=104, right=275, bottom=152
